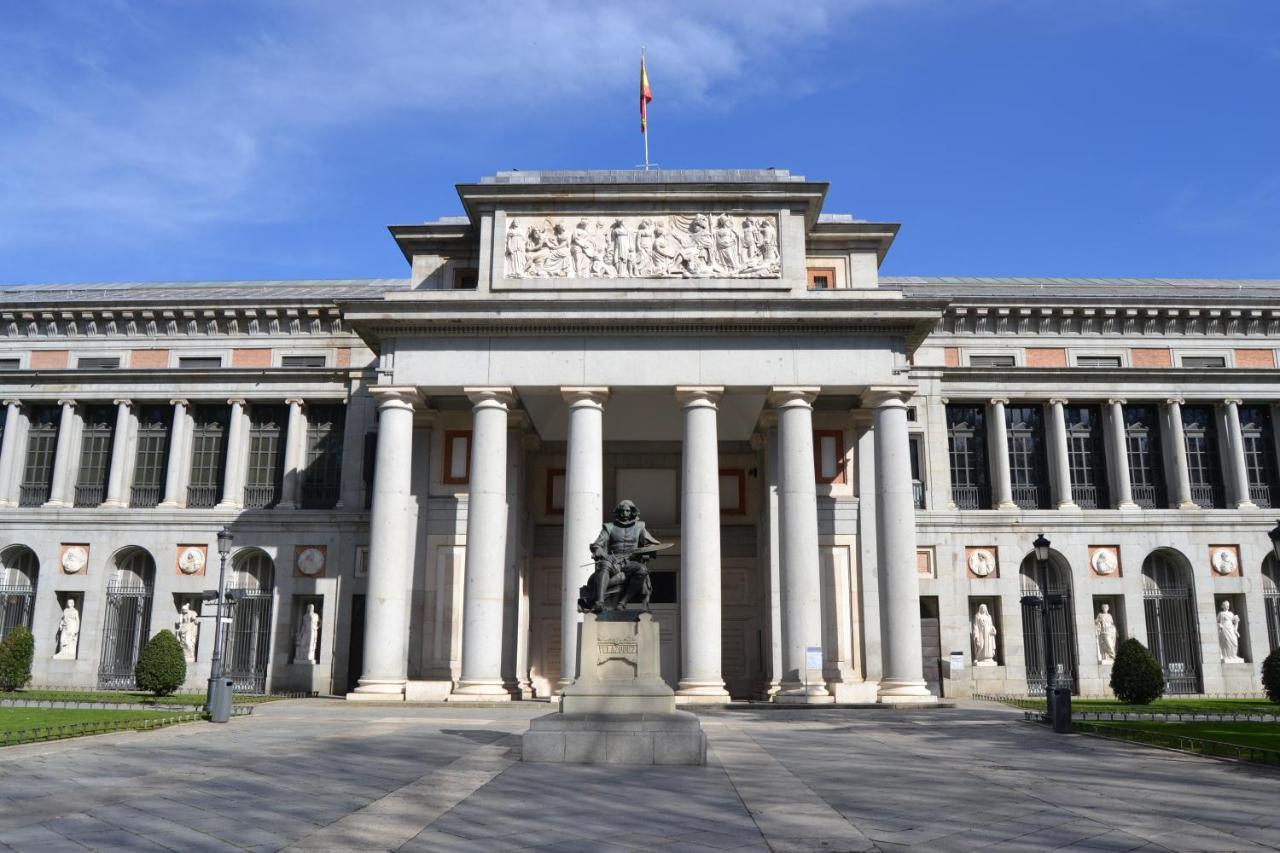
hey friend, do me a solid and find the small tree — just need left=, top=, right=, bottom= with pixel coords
left=1110, top=637, right=1165, bottom=705
left=1263, top=647, right=1280, bottom=705
left=134, top=630, right=186, bottom=697
left=0, top=626, right=34, bottom=691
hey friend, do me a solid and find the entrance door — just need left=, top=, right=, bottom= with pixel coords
left=347, top=594, right=365, bottom=693
left=226, top=592, right=273, bottom=693
left=1142, top=551, right=1202, bottom=694
left=919, top=597, right=942, bottom=696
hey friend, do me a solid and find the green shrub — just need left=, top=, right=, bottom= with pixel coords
left=1110, top=638, right=1165, bottom=705
left=0, top=626, right=35, bottom=691
left=1263, top=647, right=1280, bottom=705
left=134, top=630, right=187, bottom=696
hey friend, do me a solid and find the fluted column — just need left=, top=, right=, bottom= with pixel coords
left=677, top=386, right=730, bottom=700
left=43, top=399, right=78, bottom=507
left=1047, top=398, right=1076, bottom=510
left=557, top=387, right=608, bottom=690
left=770, top=387, right=832, bottom=703
left=988, top=398, right=1016, bottom=509
left=1165, top=398, right=1196, bottom=509
left=1222, top=399, right=1255, bottom=509
left=450, top=387, right=516, bottom=700
left=352, top=386, right=421, bottom=698
left=217, top=399, right=248, bottom=509
left=0, top=400, right=23, bottom=507
left=279, top=398, right=307, bottom=509
left=1107, top=399, right=1138, bottom=509
left=868, top=387, right=935, bottom=703
left=101, top=399, right=133, bottom=507
left=159, top=399, right=190, bottom=508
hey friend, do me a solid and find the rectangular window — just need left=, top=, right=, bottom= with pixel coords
left=1006, top=404, right=1050, bottom=509
left=301, top=403, right=345, bottom=509
left=970, top=355, right=1016, bottom=368
left=545, top=468, right=565, bottom=516
left=807, top=267, right=836, bottom=290
left=244, top=404, right=287, bottom=509
left=178, top=356, right=222, bottom=369
left=76, top=357, right=119, bottom=370
left=1064, top=405, right=1109, bottom=509
left=719, top=469, right=746, bottom=514
left=813, top=430, right=845, bottom=484
left=909, top=434, right=925, bottom=509
left=947, top=404, right=990, bottom=509
left=281, top=355, right=327, bottom=368
left=1182, top=356, right=1227, bottom=368
left=130, top=404, right=171, bottom=508
left=1124, top=405, right=1167, bottom=508
left=1076, top=356, right=1122, bottom=368
left=1239, top=405, right=1278, bottom=508
left=453, top=269, right=478, bottom=290
left=73, top=404, right=115, bottom=507
left=443, top=431, right=472, bottom=484
left=187, top=404, right=229, bottom=508
left=1181, top=404, right=1225, bottom=508
left=0, top=358, right=18, bottom=369
left=19, top=405, right=60, bottom=507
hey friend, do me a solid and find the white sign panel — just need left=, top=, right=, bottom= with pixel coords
left=805, top=646, right=823, bottom=671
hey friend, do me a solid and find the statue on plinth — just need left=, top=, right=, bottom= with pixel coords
left=1095, top=604, right=1118, bottom=665
left=55, top=599, right=79, bottom=659
left=295, top=603, right=321, bottom=664
left=972, top=604, right=998, bottom=666
left=177, top=602, right=199, bottom=663
left=1217, top=600, right=1243, bottom=663
left=577, top=500, right=666, bottom=613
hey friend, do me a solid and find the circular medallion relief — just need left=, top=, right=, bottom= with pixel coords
left=1091, top=549, right=1118, bottom=576
left=177, top=547, right=205, bottom=575
left=296, top=547, right=325, bottom=577
left=61, top=546, right=88, bottom=575
left=1211, top=548, right=1237, bottom=576
left=967, top=549, right=996, bottom=578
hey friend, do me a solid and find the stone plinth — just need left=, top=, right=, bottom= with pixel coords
left=523, top=611, right=706, bottom=765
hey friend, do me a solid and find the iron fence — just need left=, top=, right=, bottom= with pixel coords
left=73, top=484, right=104, bottom=508
left=1131, top=484, right=1165, bottom=508
left=0, top=585, right=35, bottom=641
left=97, top=584, right=153, bottom=689
left=186, top=484, right=219, bottom=508
left=129, top=484, right=162, bottom=508
left=951, top=485, right=990, bottom=510
left=18, top=484, right=49, bottom=507
left=1249, top=483, right=1272, bottom=508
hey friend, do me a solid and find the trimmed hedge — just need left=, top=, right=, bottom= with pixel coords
left=0, top=626, right=34, bottom=692
left=134, top=630, right=187, bottom=697
left=1110, top=638, right=1165, bottom=705
left=1263, top=647, right=1280, bottom=705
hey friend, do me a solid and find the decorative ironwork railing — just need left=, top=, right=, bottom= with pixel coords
left=1011, top=484, right=1048, bottom=510
left=129, top=485, right=162, bottom=508
left=73, top=484, right=104, bottom=508
left=1071, top=484, right=1100, bottom=509
left=1248, top=483, right=1272, bottom=508
left=951, top=485, right=990, bottom=510
left=1131, top=483, right=1164, bottom=509
left=243, top=485, right=278, bottom=509
left=186, top=484, right=219, bottom=509
left=18, top=483, right=50, bottom=507
left=1189, top=483, right=1222, bottom=508
left=911, top=480, right=924, bottom=510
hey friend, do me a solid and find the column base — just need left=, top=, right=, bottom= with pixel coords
left=676, top=681, right=730, bottom=703
left=157, top=500, right=183, bottom=509
left=996, top=500, right=1018, bottom=510
left=41, top=500, right=68, bottom=508
left=774, top=682, right=835, bottom=704
left=1235, top=500, right=1259, bottom=510
left=1054, top=501, right=1080, bottom=511
left=348, top=677, right=406, bottom=701
left=214, top=501, right=243, bottom=511
left=877, top=678, right=936, bottom=704
left=100, top=499, right=126, bottom=509
left=447, top=680, right=513, bottom=702
left=1177, top=500, right=1200, bottom=510
left=1115, top=501, right=1141, bottom=511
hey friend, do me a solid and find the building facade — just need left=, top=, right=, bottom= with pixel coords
left=1, top=170, right=1277, bottom=702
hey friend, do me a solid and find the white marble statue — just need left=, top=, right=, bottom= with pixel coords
left=972, top=604, right=998, bottom=666
left=1095, top=604, right=1118, bottom=664
left=295, top=604, right=320, bottom=664
left=1217, top=600, right=1243, bottom=663
left=177, top=602, right=199, bottom=663
left=54, top=599, right=79, bottom=659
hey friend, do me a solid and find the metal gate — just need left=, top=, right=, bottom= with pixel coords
left=225, top=590, right=273, bottom=693
left=1262, top=562, right=1278, bottom=652
left=0, top=585, right=35, bottom=641
left=1020, top=558, right=1078, bottom=694
left=98, top=583, right=153, bottom=689
left=1142, top=555, right=1202, bottom=695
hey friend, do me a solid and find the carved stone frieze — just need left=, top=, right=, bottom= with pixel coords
left=503, top=213, right=781, bottom=280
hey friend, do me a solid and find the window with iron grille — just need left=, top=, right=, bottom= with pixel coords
left=946, top=404, right=990, bottom=509
left=244, top=404, right=287, bottom=509
left=970, top=355, right=1016, bottom=368
left=178, top=356, right=222, bottom=369
left=1181, top=405, right=1225, bottom=508
left=1181, top=356, right=1227, bottom=368
left=76, top=357, right=119, bottom=370
left=19, top=405, right=60, bottom=506
left=73, top=404, right=115, bottom=507
left=281, top=355, right=327, bottom=368
left=130, top=404, right=171, bottom=508
left=301, top=403, right=345, bottom=509
left=1122, top=405, right=1167, bottom=508
left=1076, top=356, right=1122, bottom=368
left=1006, top=404, right=1050, bottom=509
left=909, top=434, right=925, bottom=509
left=0, top=358, right=18, bottom=369
left=1239, top=405, right=1279, bottom=508
left=1064, top=405, right=1109, bottom=509
left=187, top=405, right=229, bottom=508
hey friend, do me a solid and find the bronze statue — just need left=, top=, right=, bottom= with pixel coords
left=577, top=500, right=666, bottom=613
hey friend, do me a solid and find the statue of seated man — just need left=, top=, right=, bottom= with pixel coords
left=578, top=499, right=662, bottom=613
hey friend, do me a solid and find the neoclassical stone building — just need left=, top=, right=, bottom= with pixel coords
left=1, top=170, right=1277, bottom=702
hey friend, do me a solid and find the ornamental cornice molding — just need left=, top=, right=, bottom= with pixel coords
left=0, top=306, right=349, bottom=340
left=936, top=304, right=1280, bottom=338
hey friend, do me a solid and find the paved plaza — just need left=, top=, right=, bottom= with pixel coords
left=0, top=700, right=1277, bottom=852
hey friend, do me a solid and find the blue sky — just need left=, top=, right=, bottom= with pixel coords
left=2, top=1, right=1278, bottom=284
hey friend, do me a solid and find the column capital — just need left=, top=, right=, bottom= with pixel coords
left=56, top=398, right=76, bottom=408
left=464, top=386, right=516, bottom=409
left=369, top=385, right=423, bottom=411
left=560, top=386, right=610, bottom=407
left=1165, top=397, right=1186, bottom=406
left=1107, top=398, right=1127, bottom=406
left=285, top=397, right=306, bottom=408
left=112, top=398, right=133, bottom=408
left=675, top=385, right=724, bottom=407
left=988, top=397, right=1010, bottom=406
left=227, top=397, right=247, bottom=407
left=3, top=399, right=22, bottom=409
left=757, top=411, right=778, bottom=430
left=169, top=398, right=189, bottom=408
left=1223, top=398, right=1243, bottom=407
left=768, top=386, right=820, bottom=409
left=1048, top=397, right=1069, bottom=407
left=862, top=385, right=917, bottom=408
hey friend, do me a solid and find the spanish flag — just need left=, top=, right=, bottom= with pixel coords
left=640, top=53, right=652, bottom=133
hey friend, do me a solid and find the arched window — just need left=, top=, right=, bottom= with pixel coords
left=0, top=546, right=38, bottom=640
left=1263, top=554, right=1279, bottom=653
left=1141, top=550, right=1202, bottom=694
left=226, top=549, right=275, bottom=693
left=99, top=547, right=156, bottom=689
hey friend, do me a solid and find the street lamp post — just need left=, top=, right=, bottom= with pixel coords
left=206, top=526, right=234, bottom=723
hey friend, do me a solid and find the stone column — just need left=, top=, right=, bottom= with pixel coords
left=868, top=387, right=935, bottom=703
left=1220, top=399, right=1255, bottom=509
left=217, top=399, right=248, bottom=509
left=988, top=397, right=1016, bottom=509
left=101, top=399, right=133, bottom=508
left=1165, top=398, right=1196, bottom=509
left=279, top=398, right=307, bottom=509
left=352, top=386, right=421, bottom=698
left=450, top=387, right=516, bottom=700
left=43, top=399, right=78, bottom=507
left=755, top=415, right=783, bottom=697
left=676, top=386, right=730, bottom=700
left=1106, top=399, right=1138, bottom=509
left=769, top=387, right=832, bottom=703
left=557, top=387, right=609, bottom=690
left=1047, top=398, right=1076, bottom=510
left=0, top=400, right=23, bottom=507
left=159, top=399, right=190, bottom=508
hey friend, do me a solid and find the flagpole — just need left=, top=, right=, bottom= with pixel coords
left=642, top=47, right=650, bottom=171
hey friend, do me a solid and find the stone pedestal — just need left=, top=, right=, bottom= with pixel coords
left=523, top=612, right=706, bottom=765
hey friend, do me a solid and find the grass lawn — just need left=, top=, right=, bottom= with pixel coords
left=1, top=689, right=278, bottom=707
left=1007, top=697, right=1278, bottom=715
left=0, top=707, right=192, bottom=736
left=1085, top=720, right=1280, bottom=754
